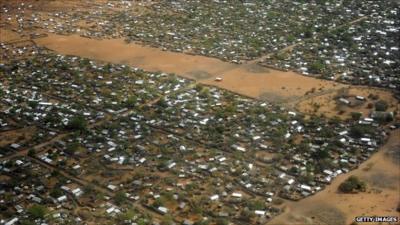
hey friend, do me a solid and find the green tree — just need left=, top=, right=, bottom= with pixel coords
left=28, top=204, right=47, bottom=219
left=66, top=116, right=87, bottom=131
left=125, top=95, right=137, bottom=108
left=375, top=100, right=388, bottom=111
left=350, top=112, right=362, bottom=121
left=309, top=61, right=325, bottom=74
left=338, top=176, right=366, bottom=193
left=350, top=125, right=374, bottom=138
left=114, top=191, right=127, bottom=206
left=27, top=149, right=36, bottom=157
left=215, top=218, right=229, bottom=225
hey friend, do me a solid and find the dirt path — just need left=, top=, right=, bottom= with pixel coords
left=267, top=130, right=400, bottom=225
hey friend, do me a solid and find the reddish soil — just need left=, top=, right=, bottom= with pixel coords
left=35, top=34, right=346, bottom=102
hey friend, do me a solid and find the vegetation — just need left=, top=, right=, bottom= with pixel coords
left=27, top=148, right=36, bottom=157
left=350, top=125, right=374, bottom=138
left=374, top=100, right=389, bottom=111
left=114, top=191, right=128, bottom=205
left=338, top=176, right=366, bottom=193
left=350, top=112, right=362, bottom=121
left=309, top=61, right=325, bottom=74
left=27, top=204, right=47, bottom=219
left=215, top=218, right=229, bottom=225
left=66, top=115, right=87, bottom=131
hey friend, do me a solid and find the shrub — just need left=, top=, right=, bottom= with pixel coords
left=338, top=176, right=366, bottom=193
left=125, top=96, right=137, bottom=108
left=66, top=116, right=87, bottom=131
left=309, top=61, right=325, bottom=74
left=27, top=204, right=47, bottom=219
left=350, top=125, right=374, bottom=138
left=350, top=112, right=362, bottom=121
left=27, top=149, right=36, bottom=157
left=114, top=192, right=128, bottom=206
left=215, top=218, right=229, bottom=225
left=375, top=100, right=389, bottom=111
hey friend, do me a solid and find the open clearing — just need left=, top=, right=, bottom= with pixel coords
left=296, top=87, right=400, bottom=120
left=35, top=34, right=347, bottom=102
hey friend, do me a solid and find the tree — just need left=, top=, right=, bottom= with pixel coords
left=350, top=112, right=362, bottom=121
left=66, top=116, right=87, bottom=131
left=309, top=61, right=325, bottom=74
left=27, top=148, right=36, bottom=157
left=215, top=218, right=229, bottom=225
left=160, top=216, right=174, bottom=225
left=157, top=97, right=168, bottom=108
left=28, top=204, right=47, bottom=219
left=117, top=208, right=137, bottom=222
left=114, top=191, right=127, bottom=206
left=350, top=125, right=374, bottom=138
left=375, top=100, right=388, bottom=111
left=19, top=220, right=36, bottom=225
left=65, top=142, right=80, bottom=155
left=125, top=95, right=137, bottom=108
left=199, top=87, right=210, bottom=98
left=247, top=199, right=264, bottom=211
left=50, top=188, right=63, bottom=198
left=311, top=149, right=329, bottom=160
left=338, top=176, right=366, bottom=193
left=240, top=209, right=254, bottom=222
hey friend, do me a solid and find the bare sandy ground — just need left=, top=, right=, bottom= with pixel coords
left=0, top=29, right=21, bottom=42
left=268, top=130, right=400, bottom=225
left=297, top=87, right=400, bottom=120
left=34, top=34, right=346, bottom=102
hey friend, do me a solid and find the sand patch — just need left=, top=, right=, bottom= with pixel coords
left=0, top=126, right=37, bottom=147
left=186, top=70, right=213, bottom=80
left=35, top=34, right=346, bottom=102
left=0, top=29, right=21, bottom=42
left=296, top=87, right=399, bottom=119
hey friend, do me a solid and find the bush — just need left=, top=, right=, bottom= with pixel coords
left=114, top=192, right=128, bottom=206
left=309, top=61, right=325, bottom=74
left=350, top=125, right=374, bottom=138
left=27, top=204, right=47, bottom=219
left=125, top=96, right=137, bottom=108
left=240, top=209, right=253, bottom=222
left=375, top=100, right=389, bottom=111
left=215, top=218, right=229, bottom=225
left=338, top=176, right=366, bottom=193
left=27, top=149, right=36, bottom=157
left=311, top=149, right=329, bottom=160
left=160, top=215, right=174, bottom=225
left=157, top=97, right=168, bottom=108
left=20, top=220, right=36, bottom=225
left=66, top=116, right=87, bottom=131
left=350, top=112, right=362, bottom=121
